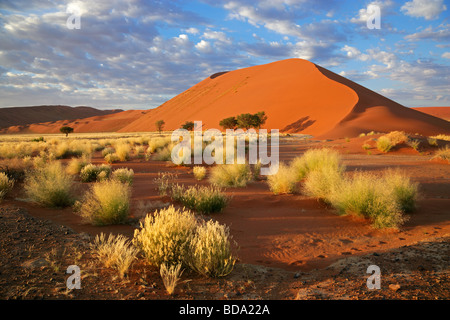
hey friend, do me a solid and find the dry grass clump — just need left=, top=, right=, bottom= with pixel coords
left=80, top=164, right=112, bottom=182
left=133, top=206, right=237, bottom=278
left=147, top=137, right=172, bottom=154
left=430, top=134, right=450, bottom=142
left=154, top=172, right=178, bottom=196
left=209, top=163, right=252, bottom=187
left=326, top=170, right=417, bottom=229
left=376, top=131, right=410, bottom=153
left=114, top=142, right=131, bottom=161
left=267, top=163, right=298, bottom=194
left=427, top=137, right=438, bottom=147
left=160, top=263, right=183, bottom=295
left=24, top=162, right=75, bottom=208
left=111, top=168, right=134, bottom=185
left=91, top=233, right=139, bottom=279
left=187, top=220, right=236, bottom=278
left=152, top=144, right=174, bottom=161
left=170, top=184, right=229, bottom=214
left=101, top=147, right=115, bottom=157
left=290, top=148, right=344, bottom=181
left=75, top=179, right=131, bottom=226
left=0, top=172, right=15, bottom=201
left=133, top=206, right=198, bottom=267
left=193, top=166, right=207, bottom=181
left=431, top=145, right=450, bottom=163
left=302, top=166, right=344, bottom=201
left=66, top=156, right=90, bottom=175
left=104, top=153, right=120, bottom=164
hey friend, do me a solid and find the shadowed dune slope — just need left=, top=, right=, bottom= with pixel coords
left=412, top=107, right=450, bottom=121
left=120, top=58, right=450, bottom=138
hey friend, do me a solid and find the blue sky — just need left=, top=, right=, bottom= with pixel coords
left=0, top=0, right=449, bottom=109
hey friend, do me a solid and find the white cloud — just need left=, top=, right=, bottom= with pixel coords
left=442, top=52, right=450, bottom=59
left=350, top=1, right=394, bottom=24
left=401, top=0, right=447, bottom=20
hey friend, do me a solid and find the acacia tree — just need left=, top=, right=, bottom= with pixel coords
left=255, top=111, right=267, bottom=129
left=181, top=121, right=195, bottom=131
left=60, top=126, right=74, bottom=137
left=155, top=120, right=165, bottom=134
left=219, top=116, right=238, bottom=130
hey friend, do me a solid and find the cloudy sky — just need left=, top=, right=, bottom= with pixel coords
left=0, top=0, right=449, bottom=109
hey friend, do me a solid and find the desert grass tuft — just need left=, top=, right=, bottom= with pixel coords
left=160, top=263, right=183, bottom=295
left=193, top=166, right=207, bottom=181
left=133, top=206, right=198, bottom=267
left=92, top=233, right=139, bottom=279
left=290, top=148, right=344, bottom=181
left=267, top=163, right=298, bottom=194
left=0, top=172, right=15, bottom=201
left=111, top=168, right=134, bottom=185
left=24, top=162, right=75, bottom=207
left=170, top=184, right=229, bottom=214
left=209, top=163, right=252, bottom=187
left=187, top=219, right=237, bottom=278
left=431, top=145, right=450, bottom=163
left=75, top=179, right=131, bottom=226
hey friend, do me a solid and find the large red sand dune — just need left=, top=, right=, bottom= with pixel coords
left=2, top=59, right=449, bottom=138
left=118, top=59, right=450, bottom=138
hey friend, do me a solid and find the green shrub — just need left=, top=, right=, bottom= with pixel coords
left=80, top=164, right=112, bottom=182
left=112, top=168, right=134, bottom=185
left=187, top=220, right=237, bottom=278
left=76, top=179, right=131, bottom=226
left=209, top=164, right=252, bottom=187
left=133, top=206, right=198, bottom=267
left=171, top=184, right=229, bottom=214
left=267, top=163, right=298, bottom=194
left=24, top=162, right=75, bottom=207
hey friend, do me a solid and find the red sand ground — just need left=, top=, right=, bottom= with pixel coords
left=2, top=59, right=449, bottom=138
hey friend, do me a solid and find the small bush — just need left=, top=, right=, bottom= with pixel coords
left=91, top=233, right=138, bottom=279
left=102, top=147, right=115, bottom=157
left=76, top=179, right=131, bottom=226
left=104, top=153, right=120, bottom=164
left=376, top=136, right=393, bottom=153
left=112, top=168, right=134, bottom=185
left=209, top=164, right=252, bottom=187
left=171, top=184, right=229, bottom=214
left=66, top=156, right=90, bottom=175
left=430, top=135, right=450, bottom=142
left=290, top=148, right=344, bottom=181
left=432, top=145, right=450, bottom=163
left=382, top=169, right=418, bottom=212
left=80, top=164, right=112, bottom=182
left=267, top=163, right=298, bottom=194
left=154, top=172, right=178, bottom=196
left=133, top=206, right=198, bottom=267
left=193, top=166, right=207, bottom=181
left=160, top=263, right=183, bottom=295
left=24, top=162, right=75, bottom=207
left=0, top=172, right=15, bottom=200
left=362, top=143, right=371, bottom=150
left=187, top=219, right=237, bottom=278
left=303, top=166, right=343, bottom=201
left=407, top=139, right=420, bottom=151
left=427, top=138, right=438, bottom=147
left=328, top=171, right=409, bottom=229
left=115, top=143, right=131, bottom=161
left=153, top=144, right=174, bottom=161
